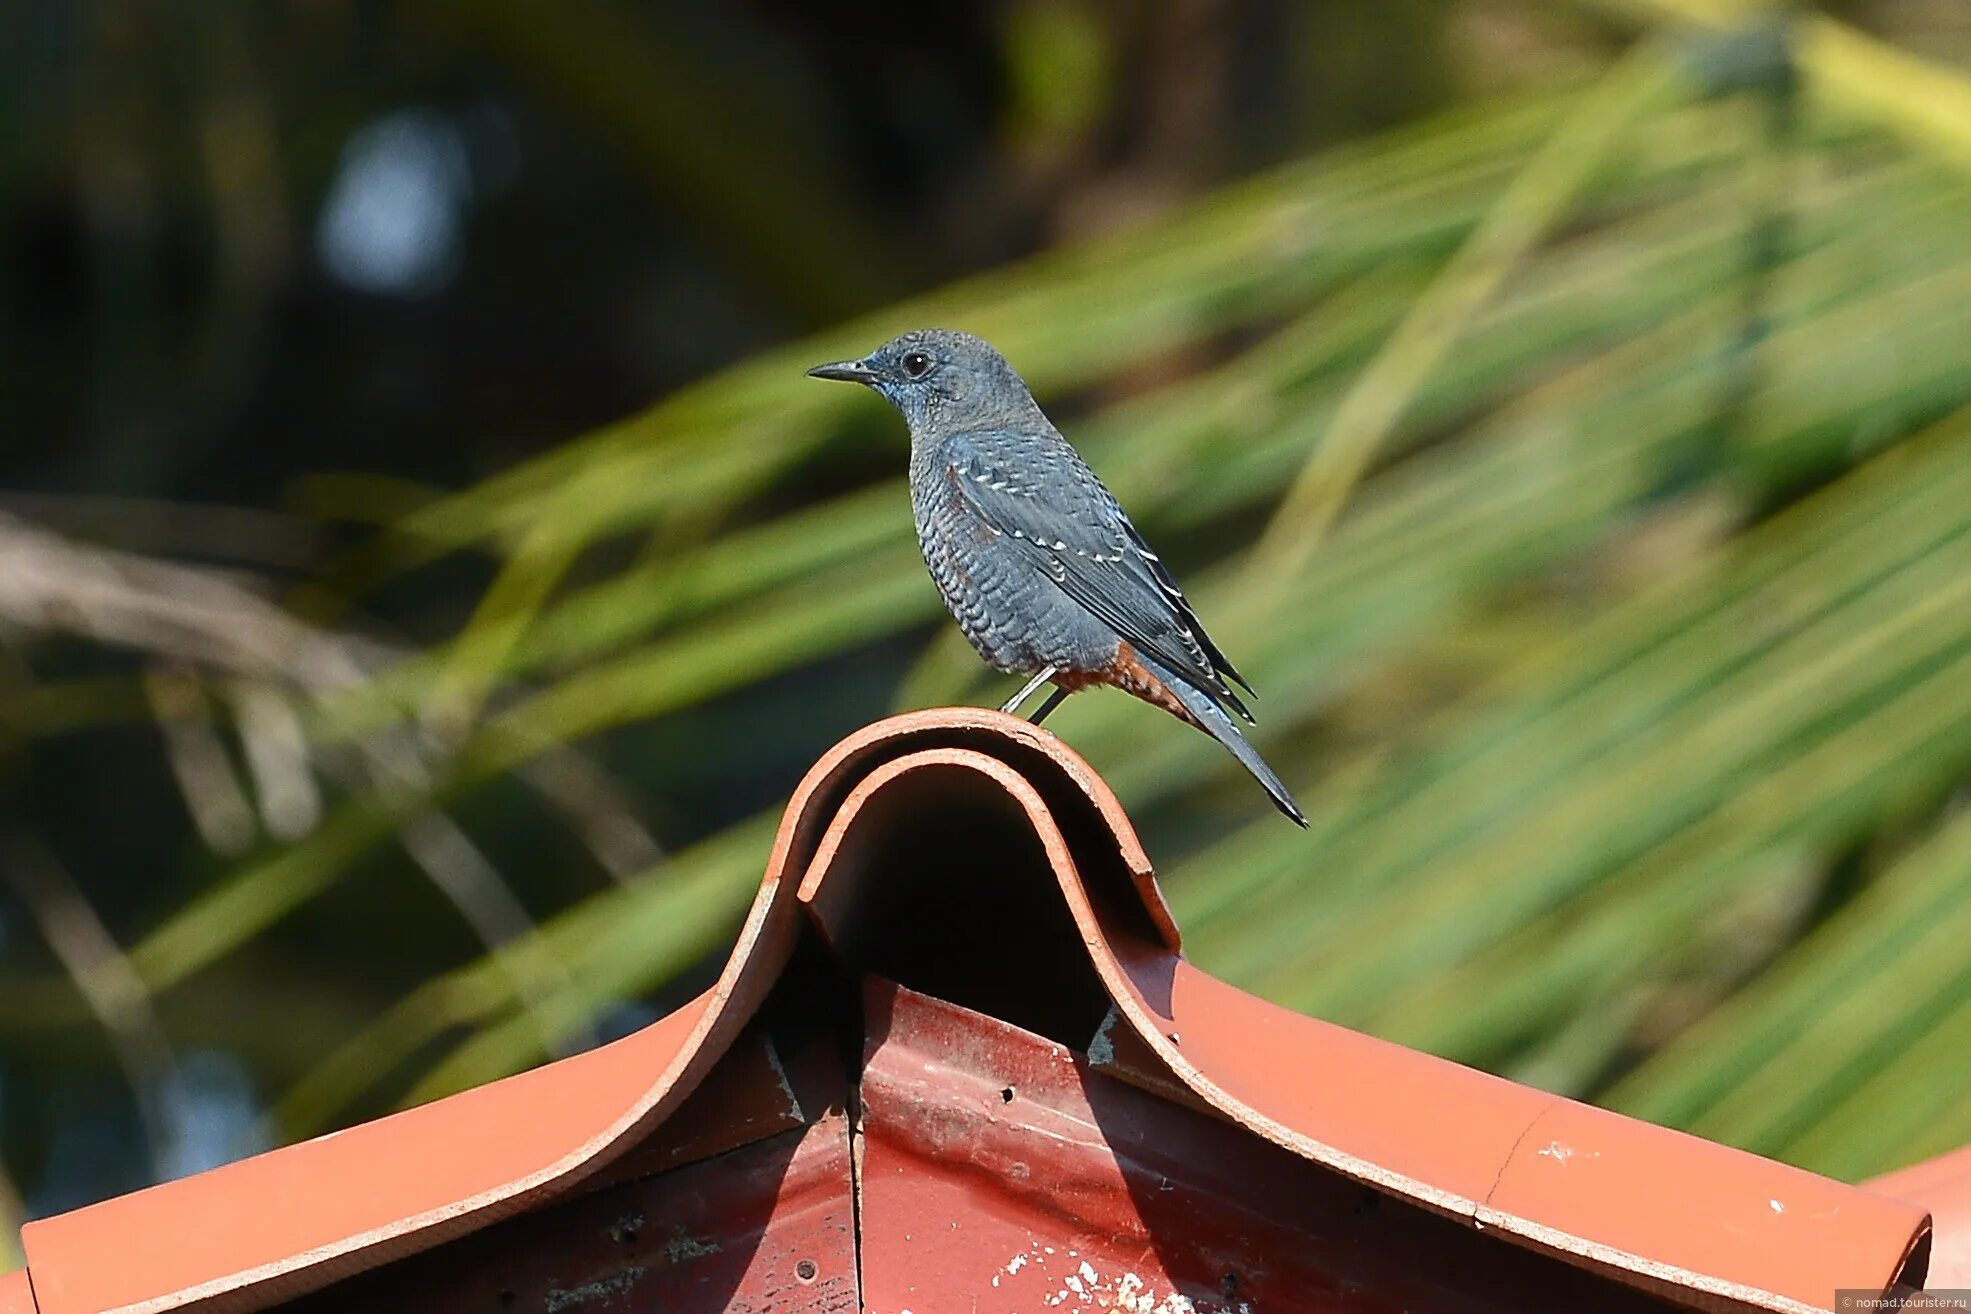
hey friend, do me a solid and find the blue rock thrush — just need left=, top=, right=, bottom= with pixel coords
left=809, top=329, right=1306, bottom=826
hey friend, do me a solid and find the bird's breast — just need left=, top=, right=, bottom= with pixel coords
left=907, top=461, right=1048, bottom=669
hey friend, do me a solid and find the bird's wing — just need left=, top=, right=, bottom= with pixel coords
left=944, top=429, right=1253, bottom=719
left=1114, top=513, right=1254, bottom=697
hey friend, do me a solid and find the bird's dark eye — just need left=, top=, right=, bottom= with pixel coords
left=901, top=350, right=933, bottom=379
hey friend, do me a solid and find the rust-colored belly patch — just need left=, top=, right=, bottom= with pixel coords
left=1053, top=641, right=1201, bottom=728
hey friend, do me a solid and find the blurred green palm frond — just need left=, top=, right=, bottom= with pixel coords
left=9, top=24, right=1971, bottom=1189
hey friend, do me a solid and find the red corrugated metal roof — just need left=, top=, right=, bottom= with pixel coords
left=0, top=708, right=1941, bottom=1313
left=857, top=977, right=1693, bottom=1314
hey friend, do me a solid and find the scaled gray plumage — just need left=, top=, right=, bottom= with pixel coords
left=808, top=329, right=1305, bottom=826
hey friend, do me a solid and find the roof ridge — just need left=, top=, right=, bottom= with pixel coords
left=5, top=709, right=1934, bottom=1313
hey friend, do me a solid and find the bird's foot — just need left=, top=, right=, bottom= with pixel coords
left=1027, top=686, right=1070, bottom=725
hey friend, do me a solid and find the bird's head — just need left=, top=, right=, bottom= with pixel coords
left=807, top=329, right=1039, bottom=436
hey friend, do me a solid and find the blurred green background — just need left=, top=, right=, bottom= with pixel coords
left=5, top=0, right=1971, bottom=1249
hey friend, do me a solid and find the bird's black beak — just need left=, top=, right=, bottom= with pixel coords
left=806, top=359, right=879, bottom=385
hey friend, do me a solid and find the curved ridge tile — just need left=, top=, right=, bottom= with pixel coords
left=782, top=707, right=1179, bottom=950
left=794, top=745, right=1117, bottom=965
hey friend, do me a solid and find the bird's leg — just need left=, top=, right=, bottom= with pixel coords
left=999, top=665, right=1058, bottom=715
left=1027, top=686, right=1070, bottom=725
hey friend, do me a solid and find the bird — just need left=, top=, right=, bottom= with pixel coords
left=808, top=329, right=1306, bottom=826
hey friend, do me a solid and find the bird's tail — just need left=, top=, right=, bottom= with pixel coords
left=1140, top=652, right=1307, bottom=827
